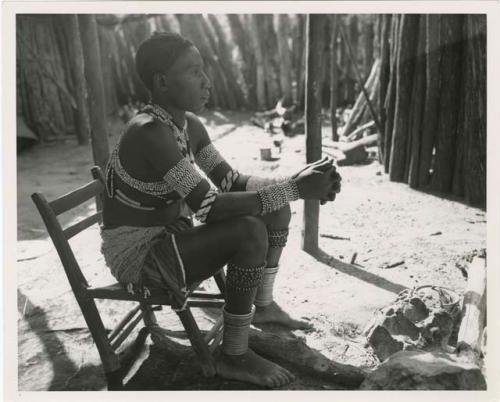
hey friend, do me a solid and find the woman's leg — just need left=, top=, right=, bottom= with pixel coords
left=174, top=215, right=295, bottom=388
left=255, top=205, right=312, bottom=329
left=177, top=215, right=267, bottom=314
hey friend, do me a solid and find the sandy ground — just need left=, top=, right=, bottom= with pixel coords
left=16, top=110, right=486, bottom=390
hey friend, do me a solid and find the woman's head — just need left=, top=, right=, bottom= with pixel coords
left=136, top=32, right=211, bottom=112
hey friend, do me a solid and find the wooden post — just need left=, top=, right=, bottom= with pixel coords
left=302, top=14, right=326, bottom=256
left=78, top=14, right=110, bottom=174
left=329, top=15, right=339, bottom=141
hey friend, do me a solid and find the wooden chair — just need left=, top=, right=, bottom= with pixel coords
left=31, top=166, right=226, bottom=390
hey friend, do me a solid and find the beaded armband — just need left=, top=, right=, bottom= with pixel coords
left=162, top=158, right=203, bottom=198
left=195, top=143, right=239, bottom=192
left=194, top=188, right=218, bottom=223
left=195, top=143, right=224, bottom=175
left=220, top=169, right=240, bottom=192
left=257, top=180, right=300, bottom=215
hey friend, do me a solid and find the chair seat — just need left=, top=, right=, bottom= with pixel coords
left=87, top=282, right=225, bottom=307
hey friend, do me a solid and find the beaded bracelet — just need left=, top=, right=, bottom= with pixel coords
left=257, top=179, right=300, bottom=215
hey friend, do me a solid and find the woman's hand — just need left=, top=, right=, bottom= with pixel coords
left=293, top=156, right=341, bottom=201
left=320, top=167, right=342, bottom=205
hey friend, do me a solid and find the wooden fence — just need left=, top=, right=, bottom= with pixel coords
left=17, top=13, right=377, bottom=141
left=378, top=14, right=486, bottom=206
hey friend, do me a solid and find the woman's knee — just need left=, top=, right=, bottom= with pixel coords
left=264, top=204, right=292, bottom=230
left=234, top=215, right=268, bottom=254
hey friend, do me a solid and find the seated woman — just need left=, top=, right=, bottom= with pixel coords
left=100, top=32, right=341, bottom=388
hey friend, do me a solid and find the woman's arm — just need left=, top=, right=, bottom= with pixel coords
left=143, top=120, right=313, bottom=224
left=188, top=114, right=342, bottom=203
left=188, top=114, right=286, bottom=192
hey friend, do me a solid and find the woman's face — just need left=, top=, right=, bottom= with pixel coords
left=163, top=46, right=211, bottom=113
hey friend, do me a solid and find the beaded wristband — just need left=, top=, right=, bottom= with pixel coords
left=257, top=179, right=300, bottom=215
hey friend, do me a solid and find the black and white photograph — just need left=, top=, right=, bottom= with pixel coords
left=6, top=2, right=499, bottom=398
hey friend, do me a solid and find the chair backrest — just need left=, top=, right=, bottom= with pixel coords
left=31, top=166, right=106, bottom=296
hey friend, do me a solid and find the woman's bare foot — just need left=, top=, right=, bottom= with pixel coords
left=215, top=348, right=295, bottom=388
left=253, top=301, right=313, bottom=330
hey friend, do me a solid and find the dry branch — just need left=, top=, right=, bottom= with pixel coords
left=342, top=59, right=380, bottom=137
left=456, top=256, right=486, bottom=360
left=339, top=26, right=382, bottom=134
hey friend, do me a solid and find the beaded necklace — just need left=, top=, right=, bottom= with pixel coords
left=106, top=103, right=194, bottom=200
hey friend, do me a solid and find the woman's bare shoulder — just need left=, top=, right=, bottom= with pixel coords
left=122, top=113, right=175, bottom=147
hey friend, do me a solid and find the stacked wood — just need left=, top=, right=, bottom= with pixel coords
left=323, top=133, right=378, bottom=166
left=342, top=59, right=381, bottom=137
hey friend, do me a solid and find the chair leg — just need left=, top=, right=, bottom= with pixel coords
left=78, top=298, right=121, bottom=373
left=105, top=369, right=124, bottom=390
left=76, top=298, right=124, bottom=388
left=176, top=308, right=217, bottom=377
left=213, top=269, right=226, bottom=298
left=140, top=303, right=158, bottom=327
